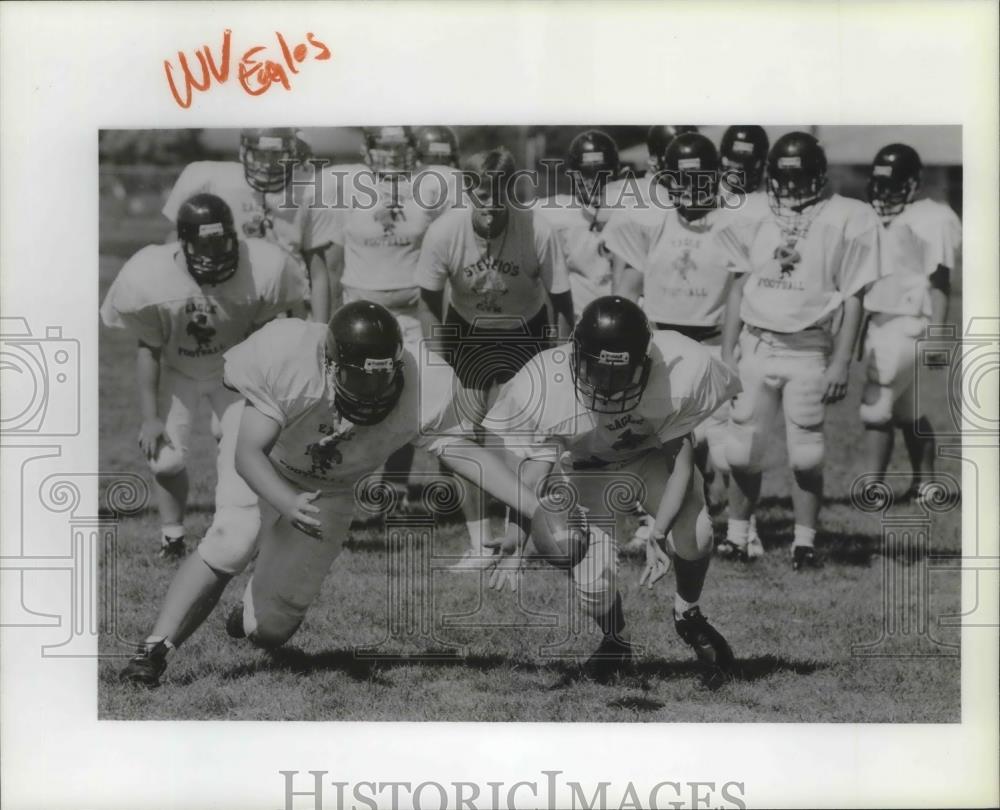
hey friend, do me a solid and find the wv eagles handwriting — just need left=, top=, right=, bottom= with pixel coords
left=164, top=30, right=331, bottom=109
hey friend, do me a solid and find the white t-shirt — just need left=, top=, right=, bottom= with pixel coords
left=713, top=193, right=882, bottom=332
left=416, top=206, right=570, bottom=324
left=223, top=319, right=459, bottom=489
left=100, top=239, right=305, bottom=380
left=864, top=198, right=962, bottom=317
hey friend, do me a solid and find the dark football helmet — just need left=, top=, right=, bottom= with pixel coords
left=415, top=126, right=460, bottom=167
left=719, top=125, right=769, bottom=194
left=660, top=132, right=720, bottom=215
left=867, top=143, right=922, bottom=222
left=646, top=125, right=699, bottom=172
left=571, top=296, right=653, bottom=414
left=766, top=132, right=828, bottom=213
left=326, top=301, right=405, bottom=426
left=362, top=126, right=418, bottom=175
left=176, top=193, right=240, bottom=285
left=567, top=129, right=620, bottom=208
left=239, top=127, right=306, bottom=193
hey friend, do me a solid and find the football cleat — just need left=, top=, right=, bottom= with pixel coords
left=225, top=604, right=247, bottom=639
left=157, top=535, right=187, bottom=561
left=716, top=539, right=750, bottom=563
left=674, top=606, right=735, bottom=676
left=581, top=635, right=635, bottom=683
left=792, top=545, right=823, bottom=571
left=119, top=640, right=170, bottom=687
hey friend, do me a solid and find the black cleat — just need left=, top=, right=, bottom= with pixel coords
left=792, top=545, right=823, bottom=571
left=716, top=539, right=750, bottom=562
left=225, top=604, right=246, bottom=639
left=674, top=606, right=735, bottom=683
left=157, top=536, right=187, bottom=562
left=581, top=635, right=635, bottom=683
left=119, top=641, right=170, bottom=687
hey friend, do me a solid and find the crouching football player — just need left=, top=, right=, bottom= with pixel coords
left=449, top=296, right=742, bottom=680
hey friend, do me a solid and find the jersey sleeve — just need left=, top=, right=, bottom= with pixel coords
left=412, top=350, right=464, bottom=454
left=415, top=219, right=452, bottom=292
left=923, top=205, right=962, bottom=274
left=657, top=352, right=742, bottom=442
left=602, top=210, right=651, bottom=272
left=161, top=163, right=210, bottom=223
left=223, top=329, right=287, bottom=426
left=837, top=209, right=883, bottom=296
left=481, top=361, right=564, bottom=464
left=256, top=253, right=308, bottom=323
left=98, top=263, right=167, bottom=348
left=533, top=212, right=571, bottom=295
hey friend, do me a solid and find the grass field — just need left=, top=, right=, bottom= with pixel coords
left=97, top=191, right=963, bottom=722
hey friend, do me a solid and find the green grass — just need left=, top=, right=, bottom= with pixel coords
left=97, top=211, right=962, bottom=722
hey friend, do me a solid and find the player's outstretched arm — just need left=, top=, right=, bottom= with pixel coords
left=720, top=274, right=747, bottom=369
left=314, top=244, right=345, bottom=324
left=136, top=341, right=168, bottom=460
left=823, top=291, right=864, bottom=404
left=438, top=439, right=542, bottom=521
left=641, top=435, right=694, bottom=588
left=234, top=403, right=321, bottom=531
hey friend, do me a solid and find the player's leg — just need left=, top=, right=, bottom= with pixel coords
left=783, top=354, right=828, bottom=570
left=120, top=398, right=263, bottom=686
left=859, top=314, right=906, bottom=485
left=146, top=367, right=198, bottom=559
left=723, top=332, right=779, bottom=560
left=894, top=383, right=936, bottom=498
left=232, top=491, right=353, bottom=648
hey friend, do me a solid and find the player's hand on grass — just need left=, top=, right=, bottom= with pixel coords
left=138, top=418, right=170, bottom=460
left=483, top=522, right=524, bottom=593
left=821, top=359, right=849, bottom=403
left=285, top=490, right=323, bottom=537
left=638, top=530, right=671, bottom=589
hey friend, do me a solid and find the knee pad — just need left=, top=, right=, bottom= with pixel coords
left=197, top=505, right=262, bottom=575
left=785, top=375, right=826, bottom=471
left=148, top=443, right=186, bottom=477
left=787, top=424, right=825, bottom=471
left=725, top=396, right=763, bottom=472
left=859, top=381, right=894, bottom=427
left=571, top=527, right=617, bottom=617
left=704, top=418, right=732, bottom=475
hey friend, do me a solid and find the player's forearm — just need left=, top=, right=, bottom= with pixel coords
left=830, top=292, right=863, bottom=368
left=135, top=343, right=161, bottom=421
left=235, top=442, right=301, bottom=516
left=309, top=252, right=331, bottom=323
left=721, top=275, right=746, bottom=361
left=651, top=437, right=693, bottom=538
left=420, top=287, right=445, bottom=324
left=612, top=264, right=643, bottom=303
left=438, top=440, right=541, bottom=517
left=324, top=244, right=345, bottom=319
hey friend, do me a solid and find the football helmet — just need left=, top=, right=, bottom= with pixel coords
left=415, top=126, right=460, bottom=167
left=646, top=125, right=699, bottom=172
left=571, top=296, right=653, bottom=414
left=766, top=132, right=828, bottom=213
left=867, top=143, right=922, bottom=222
left=362, top=126, right=418, bottom=175
left=567, top=129, right=620, bottom=208
left=719, top=125, right=769, bottom=194
left=239, top=127, right=306, bottom=193
left=660, top=132, right=720, bottom=215
left=176, top=193, right=240, bottom=286
left=326, top=301, right=405, bottom=426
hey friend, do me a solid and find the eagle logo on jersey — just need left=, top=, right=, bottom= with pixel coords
left=186, top=312, right=217, bottom=349
left=611, top=427, right=647, bottom=452
left=773, top=240, right=802, bottom=276
left=305, top=434, right=347, bottom=476
left=672, top=248, right=697, bottom=282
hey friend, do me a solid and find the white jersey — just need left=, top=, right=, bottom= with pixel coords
left=603, top=204, right=736, bottom=328
left=713, top=192, right=882, bottom=333
left=100, top=240, right=306, bottom=380
left=534, top=179, right=633, bottom=313
left=223, top=319, right=458, bottom=489
left=162, top=161, right=336, bottom=260
left=482, top=330, right=740, bottom=467
left=417, top=206, right=570, bottom=324
left=864, top=198, right=962, bottom=317
left=331, top=166, right=457, bottom=292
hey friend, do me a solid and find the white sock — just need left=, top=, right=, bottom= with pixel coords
left=466, top=517, right=491, bottom=553
left=674, top=594, right=698, bottom=620
left=727, top=518, right=750, bottom=547
left=143, top=635, right=175, bottom=653
left=792, top=525, right=816, bottom=549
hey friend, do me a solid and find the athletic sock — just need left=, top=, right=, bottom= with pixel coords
left=674, top=594, right=698, bottom=621
left=466, top=517, right=491, bottom=554
left=792, top=524, right=816, bottom=549
left=726, top=518, right=750, bottom=547
left=143, top=635, right=175, bottom=654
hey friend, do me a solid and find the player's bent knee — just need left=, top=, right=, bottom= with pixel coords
left=249, top=615, right=302, bottom=650
left=788, top=432, right=825, bottom=472
left=148, top=444, right=186, bottom=478
left=671, top=507, right=714, bottom=561
left=725, top=421, right=761, bottom=472
left=571, top=528, right=617, bottom=615
left=197, top=505, right=262, bottom=575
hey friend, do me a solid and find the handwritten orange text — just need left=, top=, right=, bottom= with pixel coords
left=164, top=30, right=331, bottom=109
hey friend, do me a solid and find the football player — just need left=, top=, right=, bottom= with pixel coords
left=416, top=147, right=574, bottom=560
left=162, top=127, right=335, bottom=318
left=415, top=125, right=461, bottom=169
left=100, top=193, right=305, bottom=559
left=714, top=132, right=881, bottom=569
left=455, top=296, right=741, bottom=680
left=535, top=130, right=628, bottom=316
left=718, top=125, right=770, bottom=209
left=118, top=302, right=547, bottom=685
left=645, top=126, right=700, bottom=175
left=858, top=144, right=961, bottom=501
left=606, top=132, right=758, bottom=550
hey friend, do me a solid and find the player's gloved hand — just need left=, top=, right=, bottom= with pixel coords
left=285, top=490, right=323, bottom=539
left=138, top=418, right=170, bottom=460
left=483, top=522, right=525, bottom=593
left=638, top=530, right=672, bottom=589
left=821, top=358, right=850, bottom=403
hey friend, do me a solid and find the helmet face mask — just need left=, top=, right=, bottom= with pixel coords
left=363, top=126, right=417, bottom=177
left=646, top=125, right=698, bottom=173
left=177, top=194, right=240, bottom=286
left=571, top=296, right=653, bottom=415
left=719, top=126, right=769, bottom=195
left=766, top=133, right=828, bottom=216
left=658, top=133, right=719, bottom=216
left=240, top=128, right=303, bottom=193
left=326, top=301, right=405, bottom=426
left=867, top=143, right=922, bottom=223
left=415, top=126, right=460, bottom=168
left=567, top=130, right=620, bottom=209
